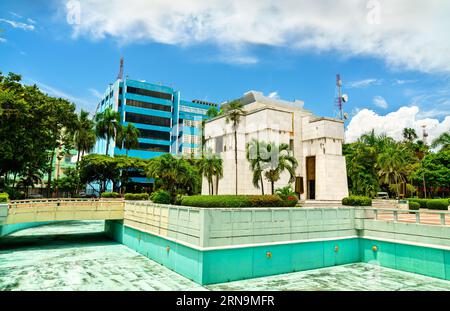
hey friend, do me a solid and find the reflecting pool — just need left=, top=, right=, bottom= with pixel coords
left=1, top=221, right=450, bottom=291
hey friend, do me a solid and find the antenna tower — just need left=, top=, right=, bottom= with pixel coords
left=117, top=57, right=124, bottom=80
left=422, top=125, right=429, bottom=145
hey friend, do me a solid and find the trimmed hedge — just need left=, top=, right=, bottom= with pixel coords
left=408, top=198, right=450, bottom=210
left=101, top=192, right=121, bottom=198
left=408, top=201, right=420, bottom=210
left=426, top=199, right=449, bottom=210
left=408, top=198, right=428, bottom=209
left=342, top=196, right=372, bottom=206
left=180, top=195, right=296, bottom=208
left=150, top=190, right=171, bottom=204
left=0, top=192, right=9, bottom=203
left=124, top=193, right=149, bottom=201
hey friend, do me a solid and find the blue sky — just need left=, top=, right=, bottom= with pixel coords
left=1, top=0, right=449, bottom=142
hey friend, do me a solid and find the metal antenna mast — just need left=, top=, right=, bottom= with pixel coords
left=336, top=74, right=343, bottom=120
left=117, top=57, right=124, bottom=80
left=422, top=125, right=429, bottom=145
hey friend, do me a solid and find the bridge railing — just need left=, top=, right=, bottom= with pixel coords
left=5, top=199, right=125, bottom=224
left=361, top=207, right=450, bottom=226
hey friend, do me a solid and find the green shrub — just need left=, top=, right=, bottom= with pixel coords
left=124, top=193, right=150, bottom=201
left=408, top=201, right=420, bottom=210
left=0, top=192, right=9, bottom=203
left=150, top=190, right=171, bottom=204
left=180, top=195, right=295, bottom=208
left=426, top=199, right=449, bottom=210
left=101, top=192, right=121, bottom=198
left=342, top=196, right=372, bottom=206
left=275, top=186, right=298, bottom=206
left=408, top=198, right=428, bottom=208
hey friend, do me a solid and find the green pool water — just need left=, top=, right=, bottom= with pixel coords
left=1, top=221, right=450, bottom=291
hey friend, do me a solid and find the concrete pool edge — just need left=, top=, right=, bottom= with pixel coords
left=105, top=220, right=450, bottom=285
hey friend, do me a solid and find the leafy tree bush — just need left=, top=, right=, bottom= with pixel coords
left=146, top=154, right=201, bottom=203
left=180, top=195, right=293, bottom=208
left=342, top=196, right=372, bottom=206
left=408, top=201, right=420, bottom=210
left=124, top=193, right=149, bottom=201
left=101, top=192, right=121, bottom=198
left=150, top=190, right=171, bottom=204
left=0, top=192, right=9, bottom=203
left=426, top=199, right=449, bottom=210
left=275, top=186, right=299, bottom=207
left=408, top=198, right=428, bottom=208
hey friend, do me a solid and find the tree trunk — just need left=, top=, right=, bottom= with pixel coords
left=271, top=181, right=274, bottom=195
left=105, top=135, right=110, bottom=155
left=260, top=175, right=265, bottom=195
left=215, top=175, right=219, bottom=195
left=76, top=149, right=81, bottom=168
left=46, top=149, right=55, bottom=198
left=422, top=174, right=427, bottom=199
left=234, top=130, right=238, bottom=195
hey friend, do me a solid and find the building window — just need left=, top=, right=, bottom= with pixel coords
left=136, top=143, right=170, bottom=153
left=125, top=112, right=171, bottom=127
left=127, top=86, right=173, bottom=101
left=137, top=128, right=170, bottom=141
left=179, top=105, right=207, bottom=115
left=118, top=99, right=122, bottom=107
left=126, top=99, right=171, bottom=112
left=119, top=87, right=123, bottom=95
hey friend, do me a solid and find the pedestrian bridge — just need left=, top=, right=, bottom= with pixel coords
left=0, top=199, right=124, bottom=237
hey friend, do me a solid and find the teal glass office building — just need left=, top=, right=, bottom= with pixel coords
left=93, top=77, right=217, bottom=187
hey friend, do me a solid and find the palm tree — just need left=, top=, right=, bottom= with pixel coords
left=146, top=154, right=201, bottom=202
left=198, top=154, right=223, bottom=195
left=94, top=107, right=121, bottom=155
left=223, top=100, right=244, bottom=195
left=376, top=143, right=410, bottom=198
left=431, top=131, right=450, bottom=151
left=402, top=128, right=418, bottom=142
left=18, top=167, right=42, bottom=197
left=117, top=123, right=140, bottom=156
left=264, top=143, right=298, bottom=194
left=74, top=110, right=96, bottom=166
left=246, top=139, right=269, bottom=195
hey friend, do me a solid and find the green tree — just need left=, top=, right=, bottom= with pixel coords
left=411, top=150, right=450, bottom=198
left=431, top=132, right=450, bottom=152
left=52, top=167, right=81, bottom=197
left=264, top=143, right=298, bottom=194
left=223, top=99, right=244, bottom=195
left=402, top=128, right=418, bottom=142
left=246, top=139, right=269, bottom=195
left=198, top=153, right=223, bottom=195
left=79, top=154, right=120, bottom=194
left=116, top=123, right=140, bottom=156
left=94, top=107, right=121, bottom=155
left=146, top=154, right=201, bottom=203
left=74, top=109, right=96, bottom=165
left=206, top=106, right=219, bottom=118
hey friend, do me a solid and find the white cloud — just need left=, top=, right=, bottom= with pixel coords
left=347, top=78, right=382, bottom=89
left=65, top=0, right=450, bottom=73
left=373, top=95, right=388, bottom=109
left=345, top=106, right=450, bottom=144
left=88, top=88, right=103, bottom=99
left=31, top=80, right=93, bottom=110
left=0, top=37, right=6, bottom=43
left=394, top=79, right=416, bottom=85
left=268, top=91, right=279, bottom=99
left=0, top=18, right=35, bottom=31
